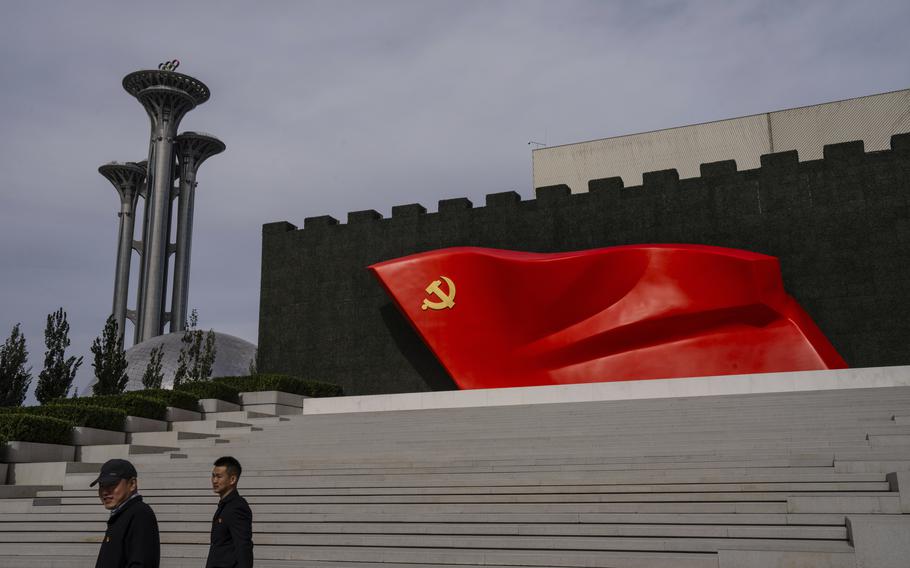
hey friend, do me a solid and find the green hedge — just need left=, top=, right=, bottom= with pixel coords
left=214, top=374, right=344, bottom=397
left=0, top=403, right=126, bottom=432
left=175, top=381, right=240, bottom=404
left=0, top=414, right=72, bottom=446
left=135, top=389, right=199, bottom=412
left=68, top=394, right=168, bottom=421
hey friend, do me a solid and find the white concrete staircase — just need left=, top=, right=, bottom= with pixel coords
left=2, top=368, right=910, bottom=567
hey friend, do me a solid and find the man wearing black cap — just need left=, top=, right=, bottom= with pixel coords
left=92, top=458, right=160, bottom=568
left=207, top=456, right=253, bottom=568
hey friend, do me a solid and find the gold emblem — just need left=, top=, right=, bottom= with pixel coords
left=421, top=276, right=456, bottom=311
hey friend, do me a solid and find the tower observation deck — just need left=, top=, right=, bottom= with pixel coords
left=100, top=64, right=224, bottom=344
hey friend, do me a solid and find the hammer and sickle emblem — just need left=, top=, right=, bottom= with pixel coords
left=421, top=276, right=456, bottom=311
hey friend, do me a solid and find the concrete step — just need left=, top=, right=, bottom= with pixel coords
left=0, top=486, right=58, bottom=499
left=127, top=431, right=220, bottom=446
left=20, top=501, right=793, bottom=514
left=787, top=493, right=902, bottom=514
left=204, top=410, right=287, bottom=423
left=169, top=419, right=252, bottom=434
left=4, top=461, right=102, bottom=486
left=0, top=544, right=721, bottom=568
left=0, top=531, right=855, bottom=553
left=163, top=407, right=202, bottom=423
left=717, top=550, right=856, bottom=568
left=27, top=487, right=893, bottom=507
left=93, top=455, right=839, bottom=474
left=197, top=399, right=241, bottom=413
left=0, top=520, right=847, bottom=540
left=90, top=468, right=886, bottom=488
left=34, top=478, right=888, bottom=497
left=74, top=444, right=180, bottom=463
left=0, top=510, right=851, bottom=525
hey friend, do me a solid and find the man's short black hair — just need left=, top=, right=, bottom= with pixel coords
left=213, top=456, right=242, bottom=479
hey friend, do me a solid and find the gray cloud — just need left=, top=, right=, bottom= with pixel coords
left=1, top=0, right=908, bottom=400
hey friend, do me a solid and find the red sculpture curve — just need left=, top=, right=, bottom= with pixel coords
left=369, top=245, right=847, bottom=390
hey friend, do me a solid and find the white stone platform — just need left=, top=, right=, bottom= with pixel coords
left=302, top=365, right=910, bottom=414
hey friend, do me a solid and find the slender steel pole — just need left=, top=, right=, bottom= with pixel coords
left=172, top=132, right=224, bottom=331
left=99, top=162, right=145, bottom=340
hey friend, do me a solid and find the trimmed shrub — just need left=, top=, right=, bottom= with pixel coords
left=174, top=381, right=240, bottom=404
left=0, top=403, right=126, bottom=431
left=214, top=374, right=344, bottom=397
left=0, top=413, right=72, bottom=445
left=67, top=394, right=167, bottom=421
left=135, top=389, right=199, bottom=412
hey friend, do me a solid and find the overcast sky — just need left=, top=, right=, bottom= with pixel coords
left=1, top=0, right=908, bottom=401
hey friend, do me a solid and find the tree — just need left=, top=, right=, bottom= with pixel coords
left=173, top=310, right=217, bottom=386
left=35, top=308, right=83, bottom=404
left=0, top=323, right=31, bottom=407
left=248, top=348, right=258, bottom=376
left=91, top=315, right=129, bottom=396
left=141, top=345, right=165, bottom=390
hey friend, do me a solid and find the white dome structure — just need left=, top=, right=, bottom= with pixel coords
left=115, top=331, right=256, bottom=391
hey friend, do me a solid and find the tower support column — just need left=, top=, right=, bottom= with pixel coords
left=172, top=132, right=225, bottom=331
left=99, top=162, right=145, bottom=339
left=137, top=129, right=179, bottom=341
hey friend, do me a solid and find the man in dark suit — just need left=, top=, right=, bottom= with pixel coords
left=206, top=456, right=254, bottom=568
left=92, top=458, right=160, bottom=568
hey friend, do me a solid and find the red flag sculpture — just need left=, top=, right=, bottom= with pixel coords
left=370, top=245, right=847, bottom=390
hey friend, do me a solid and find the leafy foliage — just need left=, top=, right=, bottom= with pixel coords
left=0, top=413, right=72, bottom=446
left=248, top=348, right=258, bottom=376
left=173, top=310, right=217, bottom=386
left=215, top=374, right=344, bottom=397
left=91, top=315, right=129, bottom=396
left=135, top=388, right=199, bottom=412
left=35, top=308, right=83, bottom=404
left=141, top=345, right=165, bottom=390
left=67, top=393, right=167, bottom=421
left=0, top=323, right=31, bottom=407
left=175, top=381, right=240, bottom=404
left=0, top=403, right=126, bottom=432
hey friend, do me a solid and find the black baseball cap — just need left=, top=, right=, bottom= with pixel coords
left=90, top=459, right=138, bottom=488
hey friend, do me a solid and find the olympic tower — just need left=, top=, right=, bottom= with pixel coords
left=101, top=61, right=224, bottom=344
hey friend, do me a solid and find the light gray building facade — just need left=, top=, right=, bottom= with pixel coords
left=532, top=88, right=910, bottom=191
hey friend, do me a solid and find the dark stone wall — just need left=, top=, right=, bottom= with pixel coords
left=259, top=134, right=910, bottom=395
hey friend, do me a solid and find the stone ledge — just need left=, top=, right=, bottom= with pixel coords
left=198, top=399, right=241, bottom=413
left=124, top=416, right=168, bottom=433
left=242, top=403, right=302, bottom=416
left=7, top=462, right=68, bottom=485
left=71, top=427, right=126, bottom=446
left=239, top=391, right=306, bottom=408
left=165, top=407, right=202, bottom=422
left=0, top=441, right=75, bottom=464
left=301, top=365, right=910, bottom=415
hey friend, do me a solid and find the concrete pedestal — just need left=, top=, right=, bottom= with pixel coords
left=0, top=442, right=75, bottom=464
left=71, top=427, right=126, bottom=446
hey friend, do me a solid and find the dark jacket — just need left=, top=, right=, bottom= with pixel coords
left=206, top=490, right=254, bottom=568
left=95, top=494, right=160, bottom=568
